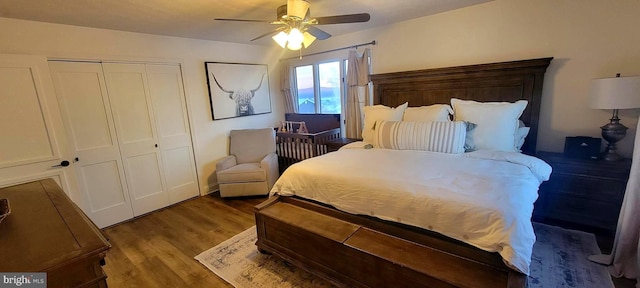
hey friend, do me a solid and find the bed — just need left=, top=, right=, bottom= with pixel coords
left=256, top=57, right=553, bottom=288
left=276, top=113, right=341, bottom=172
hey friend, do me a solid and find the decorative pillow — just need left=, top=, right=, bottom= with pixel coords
left=362, top=102, right=408, bottom=144
left=402, top=104, right=453, bottom=122
left=464, top=121, right=478, bottom=152
left=451, top=98, right=528, bottom=152
left=515, top=127, right=530, bottom=152
left=374, top=120, right=467, bottom=154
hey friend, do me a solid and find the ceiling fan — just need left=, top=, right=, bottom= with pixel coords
left=215, top=0, right=370, bottom=50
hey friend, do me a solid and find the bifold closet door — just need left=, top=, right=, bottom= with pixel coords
left=49, top=61, right=134, bottom=227
left=102, top=63, right=169, bottom=216
left=146, top=64, right=199, bottom=203
left=49, top=61, right=198, bottom=227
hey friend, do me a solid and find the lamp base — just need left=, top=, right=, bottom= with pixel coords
left=601, top=148, right=624, bottom=161
left=600, top=110, right=628, bottom=161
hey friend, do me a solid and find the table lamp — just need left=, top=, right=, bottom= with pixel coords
left=589, top=73, right=640, bottom=161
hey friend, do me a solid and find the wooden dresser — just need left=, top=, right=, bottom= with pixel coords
left=0, top=179, right=110, bottom=288
left=534, top=151, right=631, bottom=236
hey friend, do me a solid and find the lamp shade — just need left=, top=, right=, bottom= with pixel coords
left=302, top=32, right=316, bottom=48
left=286, top=28, right=303, bottom=50
left=589, top=75, right=640, bottom=109
left=272, top=31, right=288, bottom=48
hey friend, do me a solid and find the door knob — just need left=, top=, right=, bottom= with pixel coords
left=52, top=160, right=70, bottom=168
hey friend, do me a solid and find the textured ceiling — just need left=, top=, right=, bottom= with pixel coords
left=0, top=0, right=491, bottom=45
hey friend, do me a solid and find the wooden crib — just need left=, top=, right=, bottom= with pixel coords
left=276, top=113, right=342, bottom=172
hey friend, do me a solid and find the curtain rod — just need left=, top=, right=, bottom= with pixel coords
left=280, top=40, right=377, bottom=61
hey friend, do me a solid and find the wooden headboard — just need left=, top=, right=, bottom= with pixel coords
left=370, top=58, right=553, bottom=155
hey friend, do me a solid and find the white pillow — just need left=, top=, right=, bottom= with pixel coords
left=402, top=104, right=452, bottom=122
left=451, top=98, right=528, bottom=152
left=362, top=102, right=408, bottom=144
left=374, top=120, right=467, bottom=154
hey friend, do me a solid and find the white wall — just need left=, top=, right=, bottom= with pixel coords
left=0, top=17, right=289, bottom=195
left=295, top=0, right=640, bottom=157
left=2, top=0, right=639, bottom=195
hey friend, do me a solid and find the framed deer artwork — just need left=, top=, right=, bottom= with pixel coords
left=205, top=62, right=271, bottom=120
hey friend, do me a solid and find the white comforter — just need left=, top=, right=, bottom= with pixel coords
left=271, top=144, right=552, bottom=274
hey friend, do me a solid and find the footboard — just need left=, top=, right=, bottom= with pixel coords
left=275, top=128, right=341, bottom=171
left=255, top=196, right=526, bottom=288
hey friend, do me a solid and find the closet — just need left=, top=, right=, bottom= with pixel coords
left=49, top=61, right=198, bottom=228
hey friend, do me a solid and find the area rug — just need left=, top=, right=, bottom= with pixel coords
left=528, top=223, right=614, bottom=288
left=195, top=223, right=614, bottom=288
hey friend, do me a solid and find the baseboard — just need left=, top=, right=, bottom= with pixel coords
left=201, top=184, right=220, bottom=196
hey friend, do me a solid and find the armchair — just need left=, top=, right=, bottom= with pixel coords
left=216, top=128, right=279, bottom=197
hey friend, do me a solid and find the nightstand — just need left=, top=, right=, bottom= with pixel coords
left=534, top=151, right=631, bottom=237
left=326, top=138, right=360, bottom=152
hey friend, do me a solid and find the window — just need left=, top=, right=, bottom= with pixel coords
left=318, top=62, right=341, bottom=114
left=295, top=65, right=315, bottom=113
left=294, top=60, right=347, bottom=114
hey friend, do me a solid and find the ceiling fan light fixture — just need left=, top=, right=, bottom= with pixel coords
left=286, top=28, right=304, bottom=50
left=302, top=32, right=316, bottom=48
left=287, top=0, right=310, bottom=19
left=287, top=41, right=303, bottom=51
left=272, top=31, right=288, bottom=48
left=228, top=0, right=369, bottom=49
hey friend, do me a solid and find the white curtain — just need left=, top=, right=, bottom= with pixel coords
left=281, top=64, right=298, bottom=114
left=590, top=117, right=640, bottom=287
left=345, top=48, right=371, bottom=139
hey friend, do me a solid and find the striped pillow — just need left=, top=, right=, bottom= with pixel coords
left=374, top=120, right=467, bottom=154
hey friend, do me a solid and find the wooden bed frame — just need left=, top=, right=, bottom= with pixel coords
left=256, top=58, right=553, bottom=288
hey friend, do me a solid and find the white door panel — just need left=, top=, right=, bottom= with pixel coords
left=162, top=147, right=198, bottom=202
left=0, top=54, right=78, bottom=202
left=78, top=160, right=133, bottom=227
left=0, top=168, right=67, bottom=192
left=146, top=64, right=198, bottom=203
left=163, top=147, right=194, bottom=188
left=80, top=161, right=127, bottom=211
left=0, top=66, right=55, bottom=167
left=147, top=67, right=189, bottom=138
left=102, top=63, right=169, bottom=215
left=49, top=61, right=134, bottom=227
left=125, top=152, right=165, bottom=215
left=56, top=71, right=114, bottom=151
left=105, top=70, right=154, bottom=145
left=126, top=153, right=164, bottom=199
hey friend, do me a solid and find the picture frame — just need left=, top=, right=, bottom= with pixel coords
left=205, top=62, right=271, bottom=120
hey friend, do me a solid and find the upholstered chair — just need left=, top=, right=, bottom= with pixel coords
left=216, top=128, right=279, bottom=197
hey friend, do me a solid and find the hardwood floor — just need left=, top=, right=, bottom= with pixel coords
left=102, top=193, right=637, bottom=288
left=102, top=193, right=265, bottom=288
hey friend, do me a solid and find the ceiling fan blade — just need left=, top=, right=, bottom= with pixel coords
left=306, top=26, right=331, bottom=40
left=314, top=13, right=371, bottom=25
left=251, top=27, right=286, bottom=41
left=215, top=18, right=272, bottom=23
